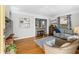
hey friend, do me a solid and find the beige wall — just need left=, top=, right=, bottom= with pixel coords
left=0, top=5, right=5, bottom=54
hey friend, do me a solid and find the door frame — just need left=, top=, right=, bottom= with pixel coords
left=0, top=5, right=5, bottom=54
left=35, top=18, right=47, bottom=37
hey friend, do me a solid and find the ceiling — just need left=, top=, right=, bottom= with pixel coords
left=10, top=5, right=79, bottom=17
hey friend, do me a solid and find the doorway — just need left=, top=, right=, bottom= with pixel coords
left=35, top=18, right=47, bottom=38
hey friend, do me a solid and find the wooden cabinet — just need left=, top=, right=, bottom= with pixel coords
left=49, top=25, right=55, bottom=36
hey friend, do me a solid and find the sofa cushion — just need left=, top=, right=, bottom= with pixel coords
left=67, top=35, right=79, bottom=41
left=60, top=42, right=71, bottom=48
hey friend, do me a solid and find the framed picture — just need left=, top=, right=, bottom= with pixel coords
left=23, top=18, right=30, bottom=22
left=19, top=17, right=30, bottom=28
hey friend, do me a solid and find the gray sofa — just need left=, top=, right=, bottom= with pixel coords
left=53, top=29, right=74, bottom=39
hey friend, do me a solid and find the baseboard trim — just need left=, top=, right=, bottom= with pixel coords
left=14, top=36, right=36, bottom=40
left=14, top=34, right=49, bottom=41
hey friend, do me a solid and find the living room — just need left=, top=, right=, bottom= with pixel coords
left=4, top=5, right=79, bottom=54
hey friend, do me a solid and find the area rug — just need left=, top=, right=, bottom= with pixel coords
left=34, top=36, right=57, bottom=48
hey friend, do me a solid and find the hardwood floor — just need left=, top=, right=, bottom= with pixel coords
left=15, top=37, right=44, bottom=54
left=15, top=36, right=79, bottom=54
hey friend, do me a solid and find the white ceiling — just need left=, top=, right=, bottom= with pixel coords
left=10, top=5, right=79, bottom=17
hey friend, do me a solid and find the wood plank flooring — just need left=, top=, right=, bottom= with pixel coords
left=15, top=36, right=79, bottom=54
left=15, top=37, right=44, bottom=54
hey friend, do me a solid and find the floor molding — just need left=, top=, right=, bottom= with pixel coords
left=14, top=36, right=36, bottom=41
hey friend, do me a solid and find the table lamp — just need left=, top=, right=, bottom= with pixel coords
left=73, top=27, right=79, bottom=35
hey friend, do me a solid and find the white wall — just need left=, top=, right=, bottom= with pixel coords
left=5, top=6, right=11, bottom=19
left=11, top=11, right=50, bottom=40
left=5, top=6, right=13, bottom=39
left=71, top=12, right=79, bottom=28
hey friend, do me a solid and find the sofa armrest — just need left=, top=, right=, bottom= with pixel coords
left=43, top=44, right=62, bottom=54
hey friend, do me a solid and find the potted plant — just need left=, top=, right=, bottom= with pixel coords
left=6, top=44, right=16, bottom=54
